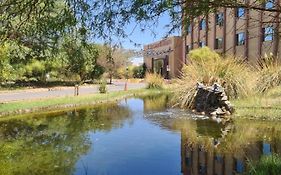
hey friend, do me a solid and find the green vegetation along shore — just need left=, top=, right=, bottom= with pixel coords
left=0, top=89, right=170, bottom=117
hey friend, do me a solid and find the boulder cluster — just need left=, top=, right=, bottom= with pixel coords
left=193, top=83, right=234, bottom=118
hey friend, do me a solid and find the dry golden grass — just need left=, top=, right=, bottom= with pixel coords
left=256, top=56, right=281, bottom=93
left=145, top=73, right=164, bottom=89
left=172, top=47, right=256, bottom=109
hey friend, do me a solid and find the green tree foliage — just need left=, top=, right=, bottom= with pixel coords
left=133, top=63, right=147, bottom=79
left=0, top=43, right=13, bottom=82
left=96, top=44, right=134, bottom=83
left=5, top=0, right=277, bottom=86
left=0, top=104, right=131, bottom=175
left=2, top=0, right=280, bottom=45
left=0, top=0, right=77, bottom=54
left=0, top=38, right=133, bottom=85
left=62, top=37, right=101, bottom=82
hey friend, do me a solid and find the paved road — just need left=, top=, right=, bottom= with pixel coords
left=0, top=81, right=146, bottom=103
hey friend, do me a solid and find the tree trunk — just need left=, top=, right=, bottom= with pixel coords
left=109, top=73, right=113, bottom=84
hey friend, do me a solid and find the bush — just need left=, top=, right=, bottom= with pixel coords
left=172, top=47, right=255, bottom=109
left=187, top=47, right=221, bottom=63
left=24, top=60, right=46, bottom=81
left=133, top=63, right=146, bottom=78
left=248, top=154, right=281, bottom=175
left=116, top=66, right=134, bottom=79
left=0, top=43, right=15, bottom=82
left=145, top=73, right=164, bottom=89
left=98, top=79, right=107, bottom=93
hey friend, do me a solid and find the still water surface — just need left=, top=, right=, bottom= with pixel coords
left=0, top=95, right=280, bottom=175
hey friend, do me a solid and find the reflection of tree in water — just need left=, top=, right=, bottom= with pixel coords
left=143, top=94, right=169, bottom=112
left=0, top=103, right=131, bottom=175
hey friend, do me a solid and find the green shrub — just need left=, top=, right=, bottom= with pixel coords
left=0, top=43, right=14, bottom=82
left=24, top=59, right=46, bottom=81
left=172, top=47, right=255, bottom=109
left=145, top=73, right=164, bottom=89
left=248, top=154, right=281, bottom=175
left=116, top=66, right=134, bottom=79
left=133, top=63, right=146, bottom=78
left=99, top=79, right=107, bottom=93
left=187, top=47, right=221, bottom=63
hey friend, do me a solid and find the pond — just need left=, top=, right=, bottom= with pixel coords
left=0, top=95, right=281, bottom=175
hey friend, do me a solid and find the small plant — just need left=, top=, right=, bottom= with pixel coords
left=145, top=73, right=164, bottom=89
left=99, top=79, right=107, bottom=93
left=248, top=154, right=281, bottom=175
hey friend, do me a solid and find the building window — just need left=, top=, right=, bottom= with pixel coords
left=186, top=45, right=191, bottom=54
left=265, top=0, right=275, bottom=9
left=235, top=8, right=245, bottom=18
left=263, top=26, right=274, bottom=41
left=215, top=38, right=223, bottom=49
left=199, top=19, right=206, bottom=30
left=216, top=13, right=224, bottom=26
left=186, top=24, right=192, bottom=35
left=199, top=41, right=206, bottom=47
left=236, top=32, right=245, bottom=46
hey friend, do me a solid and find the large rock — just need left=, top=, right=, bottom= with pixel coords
left=194, top=83, right=234, bottom=118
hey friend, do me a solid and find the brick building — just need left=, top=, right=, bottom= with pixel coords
left=144, top=0, right=281, bottom=78
left=183, top=0, right=281, bottom=64
left=144, top=36, right=183, bottom=78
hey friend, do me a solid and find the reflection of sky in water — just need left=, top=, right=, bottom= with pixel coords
left=263, top=142, right=272, bottom=155
left=74, top=98, right=181, bottom=175
left=64, top=98, right=281, bottom=174
left=1, top=96, right=281, bottom=175
left=236, top=160, right=244, bottom=173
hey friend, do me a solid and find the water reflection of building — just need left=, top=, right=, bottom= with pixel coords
left=181, top=132, right=280, bottom=175
left=142, top=98, right=281, bottom=174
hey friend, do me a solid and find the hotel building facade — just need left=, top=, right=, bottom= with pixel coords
left=183, top=0, right=281, bottom=64
left=143, top=36, right=183, bottom=78
left=144, top=0, right=281, bottom=78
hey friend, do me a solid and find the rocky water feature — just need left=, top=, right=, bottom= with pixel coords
left=193, top=83, right=234, bottom=119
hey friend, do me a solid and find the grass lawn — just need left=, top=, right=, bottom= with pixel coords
left=0, top=88, right=168, bottom=117
left=233, top=86, right=281, bottom=120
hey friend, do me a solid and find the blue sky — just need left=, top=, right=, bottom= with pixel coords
left=94, top=13, right=180, bottom=65
left=119, top=13, right=180, bottom=64
left=122, top=13, right=180, bottom=50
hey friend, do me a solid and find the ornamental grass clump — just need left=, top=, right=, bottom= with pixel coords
left=145, top=73, right=164, bottom=89
left=172, top=47, right=255, bottom=109
left=256, top=55, right=281, bottom=93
